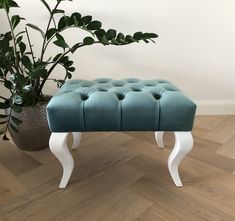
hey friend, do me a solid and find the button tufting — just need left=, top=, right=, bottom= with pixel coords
left=47, top=78, right=196, bottom=135
left=152, top=93, right=161, bottom=100
left=80, top=94, right=89, bottom=101
left=117, top=94, right=125, bottom=100
left=97, top=88, right=108, bottom=91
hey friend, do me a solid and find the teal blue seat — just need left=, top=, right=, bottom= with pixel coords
left=46, top=78, right=196, bottom=132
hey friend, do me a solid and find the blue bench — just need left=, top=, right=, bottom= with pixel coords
left=47, top=78, right=196, bottom=188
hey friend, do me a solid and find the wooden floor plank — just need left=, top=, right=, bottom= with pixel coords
left=201, top=116, right=235, bottom=144
left=130, top=175, right=235, bottom=221
left=0, top=210, right=9, bottom=221
left=0, top=115, right=235, bottom=220
left=0, top=164, right=27, bottom=205
left=2, top=164, right=144, bottom=221
left=216, top=134, right=235, bottom=159
left=0, top=140, right=41, bottom=175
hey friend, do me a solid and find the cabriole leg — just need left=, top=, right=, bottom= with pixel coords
left=155, top=131, right=164, bottom=148
left=168, top=132, right=193, bottom=187
left=72, top=132, right=81, bottom=149
left=49, top=132, right=74, bottom=188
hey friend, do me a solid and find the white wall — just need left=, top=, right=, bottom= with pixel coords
left=1, top=0, right=235, bottom=114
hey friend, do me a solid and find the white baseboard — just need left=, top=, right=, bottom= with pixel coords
left=195, top=100, right=235, bottom=115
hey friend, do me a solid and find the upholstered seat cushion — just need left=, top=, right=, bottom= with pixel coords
left=46, top=78, right=196, bottom=132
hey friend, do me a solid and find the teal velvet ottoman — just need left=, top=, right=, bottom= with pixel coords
left=46, top=78, right=196, bottom=188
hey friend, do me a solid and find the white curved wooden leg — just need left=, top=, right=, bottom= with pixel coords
left=155, top=131, right=164, bottom=148
left=168, top=132, right=193, bottom=187
left=49, top=132, right=74, bottom=188
left=72, top=132, right=81, bottom=149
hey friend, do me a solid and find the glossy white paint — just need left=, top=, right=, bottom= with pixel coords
left=155, top=131, right=164, bottom=148
left=168, top=132, right=193, bottom=187
left=72, top=132, right=81, bottom=149
left=50, top=130, right=193, bottom=188
left=49, top=133, right=74, bottom=188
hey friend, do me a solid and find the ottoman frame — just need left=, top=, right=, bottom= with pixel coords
left=49, top=131, right=193, bottom=188
left=47, top=78, right=196, bottom=188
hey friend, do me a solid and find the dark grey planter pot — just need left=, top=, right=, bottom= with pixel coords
left=8, top=102, right=51, bottom=151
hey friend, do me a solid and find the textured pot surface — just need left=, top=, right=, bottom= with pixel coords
left=9, top=102, right=51, bottom=151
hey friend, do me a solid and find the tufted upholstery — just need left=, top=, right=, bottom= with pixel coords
left=46, top=78, right=196, bottom=132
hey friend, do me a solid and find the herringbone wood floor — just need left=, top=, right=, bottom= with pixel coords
left=0, top=115, right=235, bottom=221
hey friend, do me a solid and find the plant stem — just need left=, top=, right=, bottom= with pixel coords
left=43, top=26, right=95, bottom=53
left=5, top=11, right=19, bottom=73
left=25, top=27, right=35, bottom=64
left=40, top=0, right=61, bottom=61
left=37, top=50, right=70, bottom=96
left=37, top=41, right=100, bottom=96
left=0, top=96, right=7, bottom=100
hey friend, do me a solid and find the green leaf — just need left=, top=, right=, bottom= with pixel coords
left=0, top=102, right=9, bottom=109
left=9, top=0, right=19, bottom=8
left=16, top=35, right=23, bottom=43
left=53, top=40, right=69, bottom=49
left=70, top=12, right=82, bottom=26
left=143, top=32, right=158, bottom=39
left=46, top=28, right=57, bottom=40
left=66, top=72, right=72, bottom=79
left=11, top=116, right=22, bottom=125
left=13, top=105, right=22, bottom=113
left=143, top=39, right=149, bottom=43
left=40, top=0, right=51, bottom=13
left=10, top=123, right=18, bottom=132
left=106, top=29, right=117, bottom=40
left=117, top=33, right=125, bottom=41
left=0, top=114, right=8, bottom=119
left=133, top=32, right=143, bottom=41
left=94, top=29, right=106, bottom=40
left=0, top=0, right=19, bottom=13
left=86, top=21, right=102, bottom=30
left=60, top=56, right=69, bottom=64
left=21, top=55, right=32, bottom=70
left=82, top=15, right=92, bottom=25
left=52, top=9, right=65, bottom=14
left=19, top=42, right=26, bottom=53
left=4, top=80, right=13, bottom=89
left=58, top=16, right=70, bottom=30
left=26, top=23, right=45, bottom=38
left=83, top=36, right=94, bottom=45
left=100, top=36, right=109, bottom=45
left=0, top=69, right=4, bottom=77
left=11, top=15, right=23, bottom=29
left=68, top=67, right=75, bottom=72
left=111, top=39, right=119, bottom=45
left=56, top=33, right=64, bottom=41
left=64, top=60, right=73, bottom=67
left=34, top=63, right=47, bottom=71
left=31, top=68, right=47, bottom=80
left=1, top=0, right=9, bottom=13
left=125, top=35, right=136, bottom=43
left=119, top=39, right=128, bottom=45
left=54, top=33, right=69, bottom=48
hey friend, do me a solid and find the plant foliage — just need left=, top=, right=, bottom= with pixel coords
left=0, top=0, right=158, bottom=140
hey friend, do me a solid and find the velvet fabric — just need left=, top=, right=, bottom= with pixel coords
left=46, top=78, right=196, bottom=132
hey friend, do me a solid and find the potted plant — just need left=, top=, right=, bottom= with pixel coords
left=0, top=0, right=158, bottom=151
